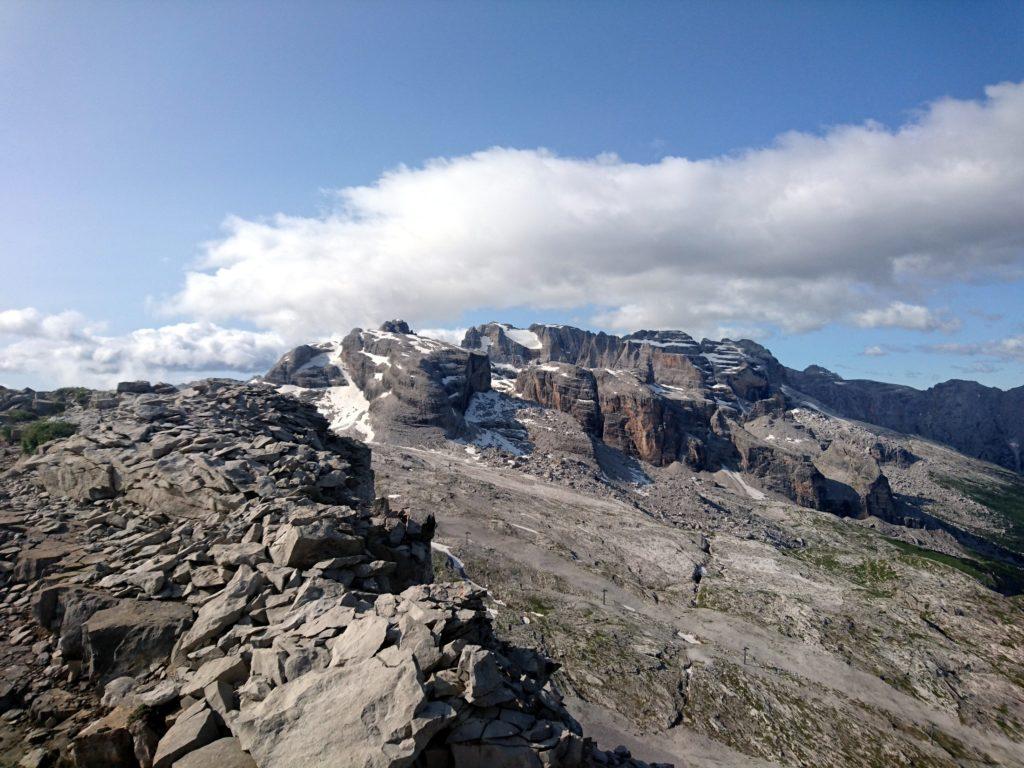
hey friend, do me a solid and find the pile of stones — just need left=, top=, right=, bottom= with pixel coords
left=0, top=380, right=669, bottom=768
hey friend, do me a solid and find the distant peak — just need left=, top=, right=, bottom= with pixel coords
left=803, top=364, right=841, bottom=380
left=379, top=319, right=413, bottom=334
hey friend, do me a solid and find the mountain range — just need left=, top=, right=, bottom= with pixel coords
left=0, top=319, right=1022, bottom=767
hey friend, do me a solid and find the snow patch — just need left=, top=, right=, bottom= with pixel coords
left=359, top=350, right=389, bottom=366
left=509, top=522, right=540, bottom=535
left=320, top=381, right=375, bottom=443
left=722, top=470, right=766, bottom=500
left=505, top=328, right=543, bottom=350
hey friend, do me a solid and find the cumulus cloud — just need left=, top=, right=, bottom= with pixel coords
left=927, top=335, right=1024, bottom=362
left=166, top=82, right=1024, bottom=342
left=862, top=345, right=888, bottom=357
left=0, top=308, right=93, bottom=340
left=0, top=309, right=282, bottom=388
left=853, top=302, right=960, bottom=332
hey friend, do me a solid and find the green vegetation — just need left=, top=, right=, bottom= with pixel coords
left=1, top=407, right=41, bottom=444
left=886, top=537, right=991, bottom=583
left=20, top=420, right=76, bottom=454
left=787, top=546, right=897, bottom=596
left=789, top=546, right=842, bottom=572
left=932, top=471, right=1024, bottom=552
left=850, top=558, right=898, bottom=597
left=2, top=408, right=37, bottom=423
left=522, top=594, right=553, bottom=614
left=884, top=536, right=1024, bottom=595
left=52, top=386, right=91, bottom=407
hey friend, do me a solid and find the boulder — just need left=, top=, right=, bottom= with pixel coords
left=328, top=614, right=389, bottom=666
left=458, top=645, right=514, bottom=707
left=182, top=654, right=249, bottom=698
left=32, top=585, right=117, bottom=658
left=36, top=455, right=119, bottom=503
left=29, top=688, right=78, bottom=724
left=83, top=599, right=194, bottom=681
left=152, top=702, right=220, bottom=768
left=269, top=523, right=363, bottom=569
left=210, top=543, right=268, bottom=569
left=14, top=543, right=74, bottom=582
left=235, top=658, right=440, bottom=768
left=169, top=738, right=256, bottom=768
left=177, top=566, right=263, bottom=654
left=68, top=705, right=137, bottom=767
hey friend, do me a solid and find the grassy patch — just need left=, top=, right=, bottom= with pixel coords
left=932, top=471, right=1024, bottom=552
left=1, top=408, right=37, bottom=424
left=850, top=558, right=898, bottom=596
left=789, top=546, right=843, bottom=572
left=523, top=594, right=554, bottom=614
left=788, top=547, right=897, bottom=596
left=20, top=420, right=76, bottom=454
left=884, top=536, right=1024, bottom=594
left=51, top=386, right=91, bottom=407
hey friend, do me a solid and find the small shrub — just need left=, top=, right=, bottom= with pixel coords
left=20, top=420, right=76, bottom=454
left=2, top=408, right=37, bottom=423
left=52, top=386, right=91, bottom=407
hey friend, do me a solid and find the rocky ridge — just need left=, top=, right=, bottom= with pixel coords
left=0, top=380, right=663, bottom=768
left=463, top=322, right=1024, bottom=475
left=266, top=321, right=489, bottom=446
left=785, top=365, right=1024, bottom=473
left=267, top=322, right=900, bottom=525
left=460, top=324, right=897, bottom=523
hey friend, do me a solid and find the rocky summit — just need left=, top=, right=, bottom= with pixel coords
left=0, top=379, right=664, bottom=768
left=1, top=319, right=1024, bottom=768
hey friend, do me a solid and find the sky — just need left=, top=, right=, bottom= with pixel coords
left=1, top=1, right=1023, bottom=390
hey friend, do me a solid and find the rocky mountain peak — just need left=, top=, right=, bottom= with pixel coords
left=378, top=319, right=413, bottom=334
left=264, top=327, right=490, bottom=446
left=799, top=364, right=843, bottom=380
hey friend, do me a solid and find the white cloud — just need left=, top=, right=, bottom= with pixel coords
left=862, top=345, right=888, bottom=357
left=6, top=83, right=1024, bottom=388
left=0, top=309, right=282, bottom=388
left=928, top=335, right=1024, bottom=362
left=0, top=308, right=92, bottom=340
left=853, top=302, right=960, bottom=332
left=166, top=82, right=1024, bottom=341
left=417, top=327, right=468, bottom=346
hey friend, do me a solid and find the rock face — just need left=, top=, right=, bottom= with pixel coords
left=506, top=341, right=890, bottom=519
left=463, top=323, right=545, bottom=368
left=263, top=322, right=490, bottom=444
left=460, top=323, right=905, bottom=518
left=467, top=324, right=773, bottom=405
left=0, top=379, right=659, bottom=768
left=784, top=366, right=1024, bottom=474
left=264, top=344, right=348, bottom=389
left=729, top=426, right=830, bottom=510
left=516, top=363, right=602, bottom=436
left=813, top=441, right=898, bottom=520
left=463, top=322, right=1024, bottom=476
left=270, top=320, right=1024, bottom=521
left=341, top=323, right=491, bottom=435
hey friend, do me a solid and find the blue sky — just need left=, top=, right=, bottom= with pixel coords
left=1, top=1, right=1023, bottom=389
